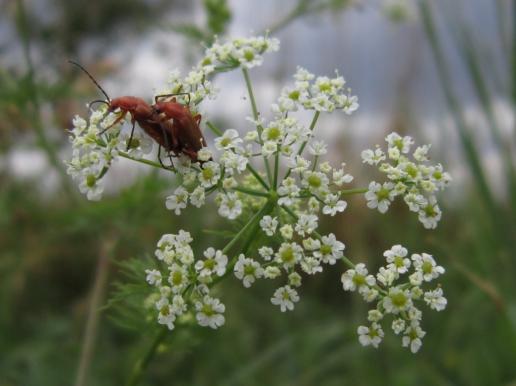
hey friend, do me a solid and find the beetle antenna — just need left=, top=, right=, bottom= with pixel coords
left=88, top=99, right=110, bottom=110
left=68, top=60, right=111, bottom=102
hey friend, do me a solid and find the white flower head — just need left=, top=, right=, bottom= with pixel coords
left=365, top=181, right=396, bottom=213
left=198, top=161, right=221, bottom=188
left=322, top=194, right=347, bottom=216
left=279, top=224, right=293, bottom=240
left=195, top=295, right=225, bottom=329
left=275, top=242, right=303, bottom=268
left=384, top=244, right=411, bottom=274
left=376, top=266, right=399, bottom=287
left=260, top=215, right=278, bottom=236
left=383, top=286, right=412, bottom=314
left=157, top=303, right=176, bottom=330
left=258, top=246, right=274, bottom=261
left=218, top=192, right=242, bottom=220
left=234, top=254, right=264, bottom=288
left=288, top=272, right=302, bottom=287
left=386, top=132, right=414, bottom=154
left=264, top=266, right=282, bottom=279
left=367, top=309, right=383, bottom=322
left=78, top=169, right=104, bottom=201
left=361, top=147, right=385, bottom=165
left=145, top=269, right=162, bottom=286
left=341, top=263, right=375, bottom=292
left=357, top=323, right=384, bottom=348
left=197, top=147, right=213, bottom=162
left=294, top=214, right=318, bottom=236
left=392, top=318, right=406, bottom=334
left=418, top=197, right=442, bottom=229
left=195, top=247, right=228, bottom=278
left=271, top=285, right=300, bottom=312
left=402, top=321, right=426, bottom=353
left=214, top=129, right=242, bottom=150
left=308, top=140, right=328, bottom=156
left=300, top=256, right=323, bottom=274
left=190, top=186, right=206, bottom=208
left=165, top=186, right=189, bottom=215
left=424, top=287, right=447, bottom=311
left=411, top=253, right=445, bottom=282
left=315, top=233, right=344, bottom=264
left=168, top=263, right=190, bottom=293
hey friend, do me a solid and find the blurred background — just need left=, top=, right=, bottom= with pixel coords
left=1, top=0, right=515, bottom=385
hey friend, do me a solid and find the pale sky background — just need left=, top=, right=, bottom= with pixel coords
left=2, top=0, right=513, bottom=199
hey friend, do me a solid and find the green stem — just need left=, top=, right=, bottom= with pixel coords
left=209, top=201, right=276, bottom=288
left=222, top=202, right=272, bottom=255
left=340, top=187, right=368, bottom=195
left=233, top=186, right=270, bottom=198
left=341, top=256, right=355, bottom=269
left=242, top=68, right=273, bottom=185
left=118, top=152, right=175, bottom=172
left=125, top=328, right=168, bottom=386
left=273, top=150, right=280, bottom=190
left=284, top=111, right=320, bottom=179
left=246, top=164, right=270, bottom=190
left=242, top=68, right=262, bottom=139
left=206, top=121, right=223, bottom=136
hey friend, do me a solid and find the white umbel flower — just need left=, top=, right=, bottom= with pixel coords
left=424, top=287, right=447, bottom=311
left=341, top=263, right=376, bottom=292
left=365, top=181, right=396, bottom=213
left=233, top=254, right=264, bottom=288
left=165, top=187, right=189, bottom=215
left=145, top=269, right=162, bottom=286
left=357, top=323, right=384, bottom=348
left=195, top=296, right=225, bottom=329
left=195, top=248, right=228, bottom=278
left=384, top=244, right=411, bottom=274
left=411, top=253, right=445, bottom=282
left=271, top=285, right=300, bottom=312
left=402, top=321, right=426, bottom=353
left=260, top=216, right=278, bottom=236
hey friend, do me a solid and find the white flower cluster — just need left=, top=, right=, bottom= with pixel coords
left=246, top=229, right=346, bottom=312
left=66, top=35, right=450, bottom=354
left=65, top=110, right=153, bottom=200
left=362, top=132, right=451, bottom=229
left=164, top=67, right=357, bottom=221
left=273, top=67, right=359, bottom=114
left=202, top=35, right=280, bottom=70
left=341, top=244, right=446, bottom=353
left=156, top=37, right=280, bottom=106
left=145, top=231, right=227, bottom=330
left=146, top=226, right=346, bottom=326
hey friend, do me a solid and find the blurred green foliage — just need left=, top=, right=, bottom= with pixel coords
left=1, top=1, right=516, bottom=386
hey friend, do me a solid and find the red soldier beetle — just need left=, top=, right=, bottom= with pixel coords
left=69, top=61, right=178, bottom=168
left=153, top=95, right=208, bottom=162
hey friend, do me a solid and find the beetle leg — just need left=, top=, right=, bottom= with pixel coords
left=126, top=119, right=136, bottom=151
left=158, top=122, right=176, bottom=170
left=157, top=144, right=165, bottom=168
left=154, top=92, right=191, bottom=104
left=99, top=111, right=126, bottom=135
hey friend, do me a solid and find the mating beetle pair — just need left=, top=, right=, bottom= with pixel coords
left=70, top=61, right=207, bottom=168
